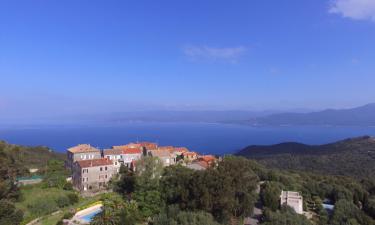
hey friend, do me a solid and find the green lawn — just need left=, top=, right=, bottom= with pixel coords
left=35, top=212, right=63, bottom=225
left=16, top=184, right=76, bottom=224
left=16, top=183, right=106, bottom=225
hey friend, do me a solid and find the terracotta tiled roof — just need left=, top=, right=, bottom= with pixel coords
left=174, top=147, right=189, bottom=153
left=67, top=144, right=100, bottom=153
left=77, top=158, right=113, bottom=168
left=112, top=145, right=131, bottom=150
left=199, top=155, right=216, bottom=163
left=122, top=148, right=142, bottom=154
left=183, top=151, right=197, bottom=156
left=138, top=142, right=158, bottom=149
left=149, top=149, right=171, bottom=157
left=113, top=142, right=157, bottom=150
left=158, top=146, right=175, bottom=151
left=103, top=148, right=122, bottom=155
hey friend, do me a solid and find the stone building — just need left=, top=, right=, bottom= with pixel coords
left=72, top=158, right=115, bottom=191
left=280, top=190, right=304, bottom=214
left=66, top=144, right=101, bottom=169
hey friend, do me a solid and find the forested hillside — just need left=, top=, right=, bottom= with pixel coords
left=237, top=136, right=375, bottom=178
left=0, top=141, right=65, bottom=224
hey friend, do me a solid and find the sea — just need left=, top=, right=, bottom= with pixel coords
left=1, top=122, right=375, bottom=155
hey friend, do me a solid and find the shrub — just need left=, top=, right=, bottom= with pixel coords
left=66, top=193, right=79, bottom=204
left=56, top=195, right=71, bottom=208
left=63, top=182, right=73, bottom=191
left=62, top=211, right=75, bottom=219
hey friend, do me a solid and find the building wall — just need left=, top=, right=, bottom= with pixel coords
left=280, top=191, right=303, bottom=214
left=72, top=164, right=115, bottom=191
left=67, top=151, right=102, bottom=169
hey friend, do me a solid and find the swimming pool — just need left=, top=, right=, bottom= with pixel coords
left=79, top=208, right=102, bottom=223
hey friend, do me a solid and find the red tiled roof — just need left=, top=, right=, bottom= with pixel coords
left=158, top=146, right=175, bottom=151
left=138, top=142, right=158, bottom=149
left=67, top=144, right=100, bottom=153
left=77, top=158, right=113, bottom=168
left=122, top=148, right=142, bottom=154
left=199, top=155, right=216, bottom=163
left=149, top=149, right=171, bottom=157
left=174, top=147, right=189, bottom=153
left=103, top=148, right=122, bottom=155
left=183, top=151, right=198, bottom=156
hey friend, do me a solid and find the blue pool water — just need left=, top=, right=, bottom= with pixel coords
left=79, top=209, right=102, bottom=222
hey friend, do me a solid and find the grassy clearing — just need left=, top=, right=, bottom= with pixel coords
left=16, top=184, right=76, bottom=224
left=16, top=183, right=107, bottom=225
left=35, top=212, right=63, bottom=225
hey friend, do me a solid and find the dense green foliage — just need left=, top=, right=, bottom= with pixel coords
left=152, top=205, right=221, bottom=225
left=263, top=206, right=312, bottom=225
left=91, top=194, right=142, bottom=225
left=254, top=164, right=375, bottom=224
left=115, top=156, right=259, bottom=224
left=0, top=141, right=63, bottom=225
left=237, top=136, right=375, bottom=179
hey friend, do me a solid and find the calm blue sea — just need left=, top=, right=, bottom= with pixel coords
left=1, top=122, right=375, bottom=155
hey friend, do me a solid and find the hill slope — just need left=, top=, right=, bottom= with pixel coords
left=245, top=103, right=375, bottom=126
left=0, top=141, right=65, bottom=176
left=236, top=136, right=375, bottom=178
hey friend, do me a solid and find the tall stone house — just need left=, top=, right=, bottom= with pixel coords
left=66, top=144, right=102, bottom=169
left=280, top=190, right=304, bottom=214
left=72, top=158, right=115, bottom=191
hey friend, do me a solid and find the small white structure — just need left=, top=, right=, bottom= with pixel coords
left=280, top=190, right=303, bottom=214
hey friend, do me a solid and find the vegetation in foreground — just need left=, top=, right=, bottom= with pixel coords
left=237, top=136, right=375, bottom=179
left=2, top=141, right=375, bottom=225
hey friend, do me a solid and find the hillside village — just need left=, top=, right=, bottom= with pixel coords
left=66, top=142, right=217, bottom=192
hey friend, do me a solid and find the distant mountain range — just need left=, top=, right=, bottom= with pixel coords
left=242, top=103, right=375, bottom=126
left=108, top=103, right=375, bottom=126
left=236, top=136, right=375, bottom=178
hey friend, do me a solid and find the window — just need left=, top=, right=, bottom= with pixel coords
left=82, top=178, right=85, bottom=182
left=105, top=175, right=107, bottom=178
left=105, top=167, right=107, bottom=171
left=100, top=167, right=103, bottom=171
left=86, top=177, right=88, bottom=182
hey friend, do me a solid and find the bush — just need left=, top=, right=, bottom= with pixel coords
left=56, top=195, right=71, bottom=208
left=63, top=182, right=73, bottom=191
left=67, top=193, right=79, bottom=204
left=62, top=211, right=75, bottom=219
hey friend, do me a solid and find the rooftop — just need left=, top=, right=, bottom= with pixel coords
left=280, top=191, right=303, bottom=200
left=149, top=149, right=171, bottom=157
left=77, top=158, right=113, bottom=168
left=103, top=148, right=122, bottom=155
left=68, top=144, right=100, bottom=154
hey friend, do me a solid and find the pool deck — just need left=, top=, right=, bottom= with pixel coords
left=70, top=204, right=103, bottom=225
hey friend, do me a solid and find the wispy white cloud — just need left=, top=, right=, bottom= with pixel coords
left=182, top=45, right=247, bottom=63
left=329, top=0, right=375, bottom=22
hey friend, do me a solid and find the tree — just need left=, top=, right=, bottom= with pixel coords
left=263, top=206, right=312, bottom=225
left=133, top=189, right=163, bottom=218
left=160, top=156, right=258, bottom=223
left=260, top=181, right=282, bottom=211
left=152, top=205, right=220, bottom=225
left=331, top=199, right=375, bottom=225
left=160, top=165, right=194, bottom=208
left=0, top=200, right=23, bottom=225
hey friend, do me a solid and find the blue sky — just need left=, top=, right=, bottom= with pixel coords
left=1, top=0, right=375, bottom=119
